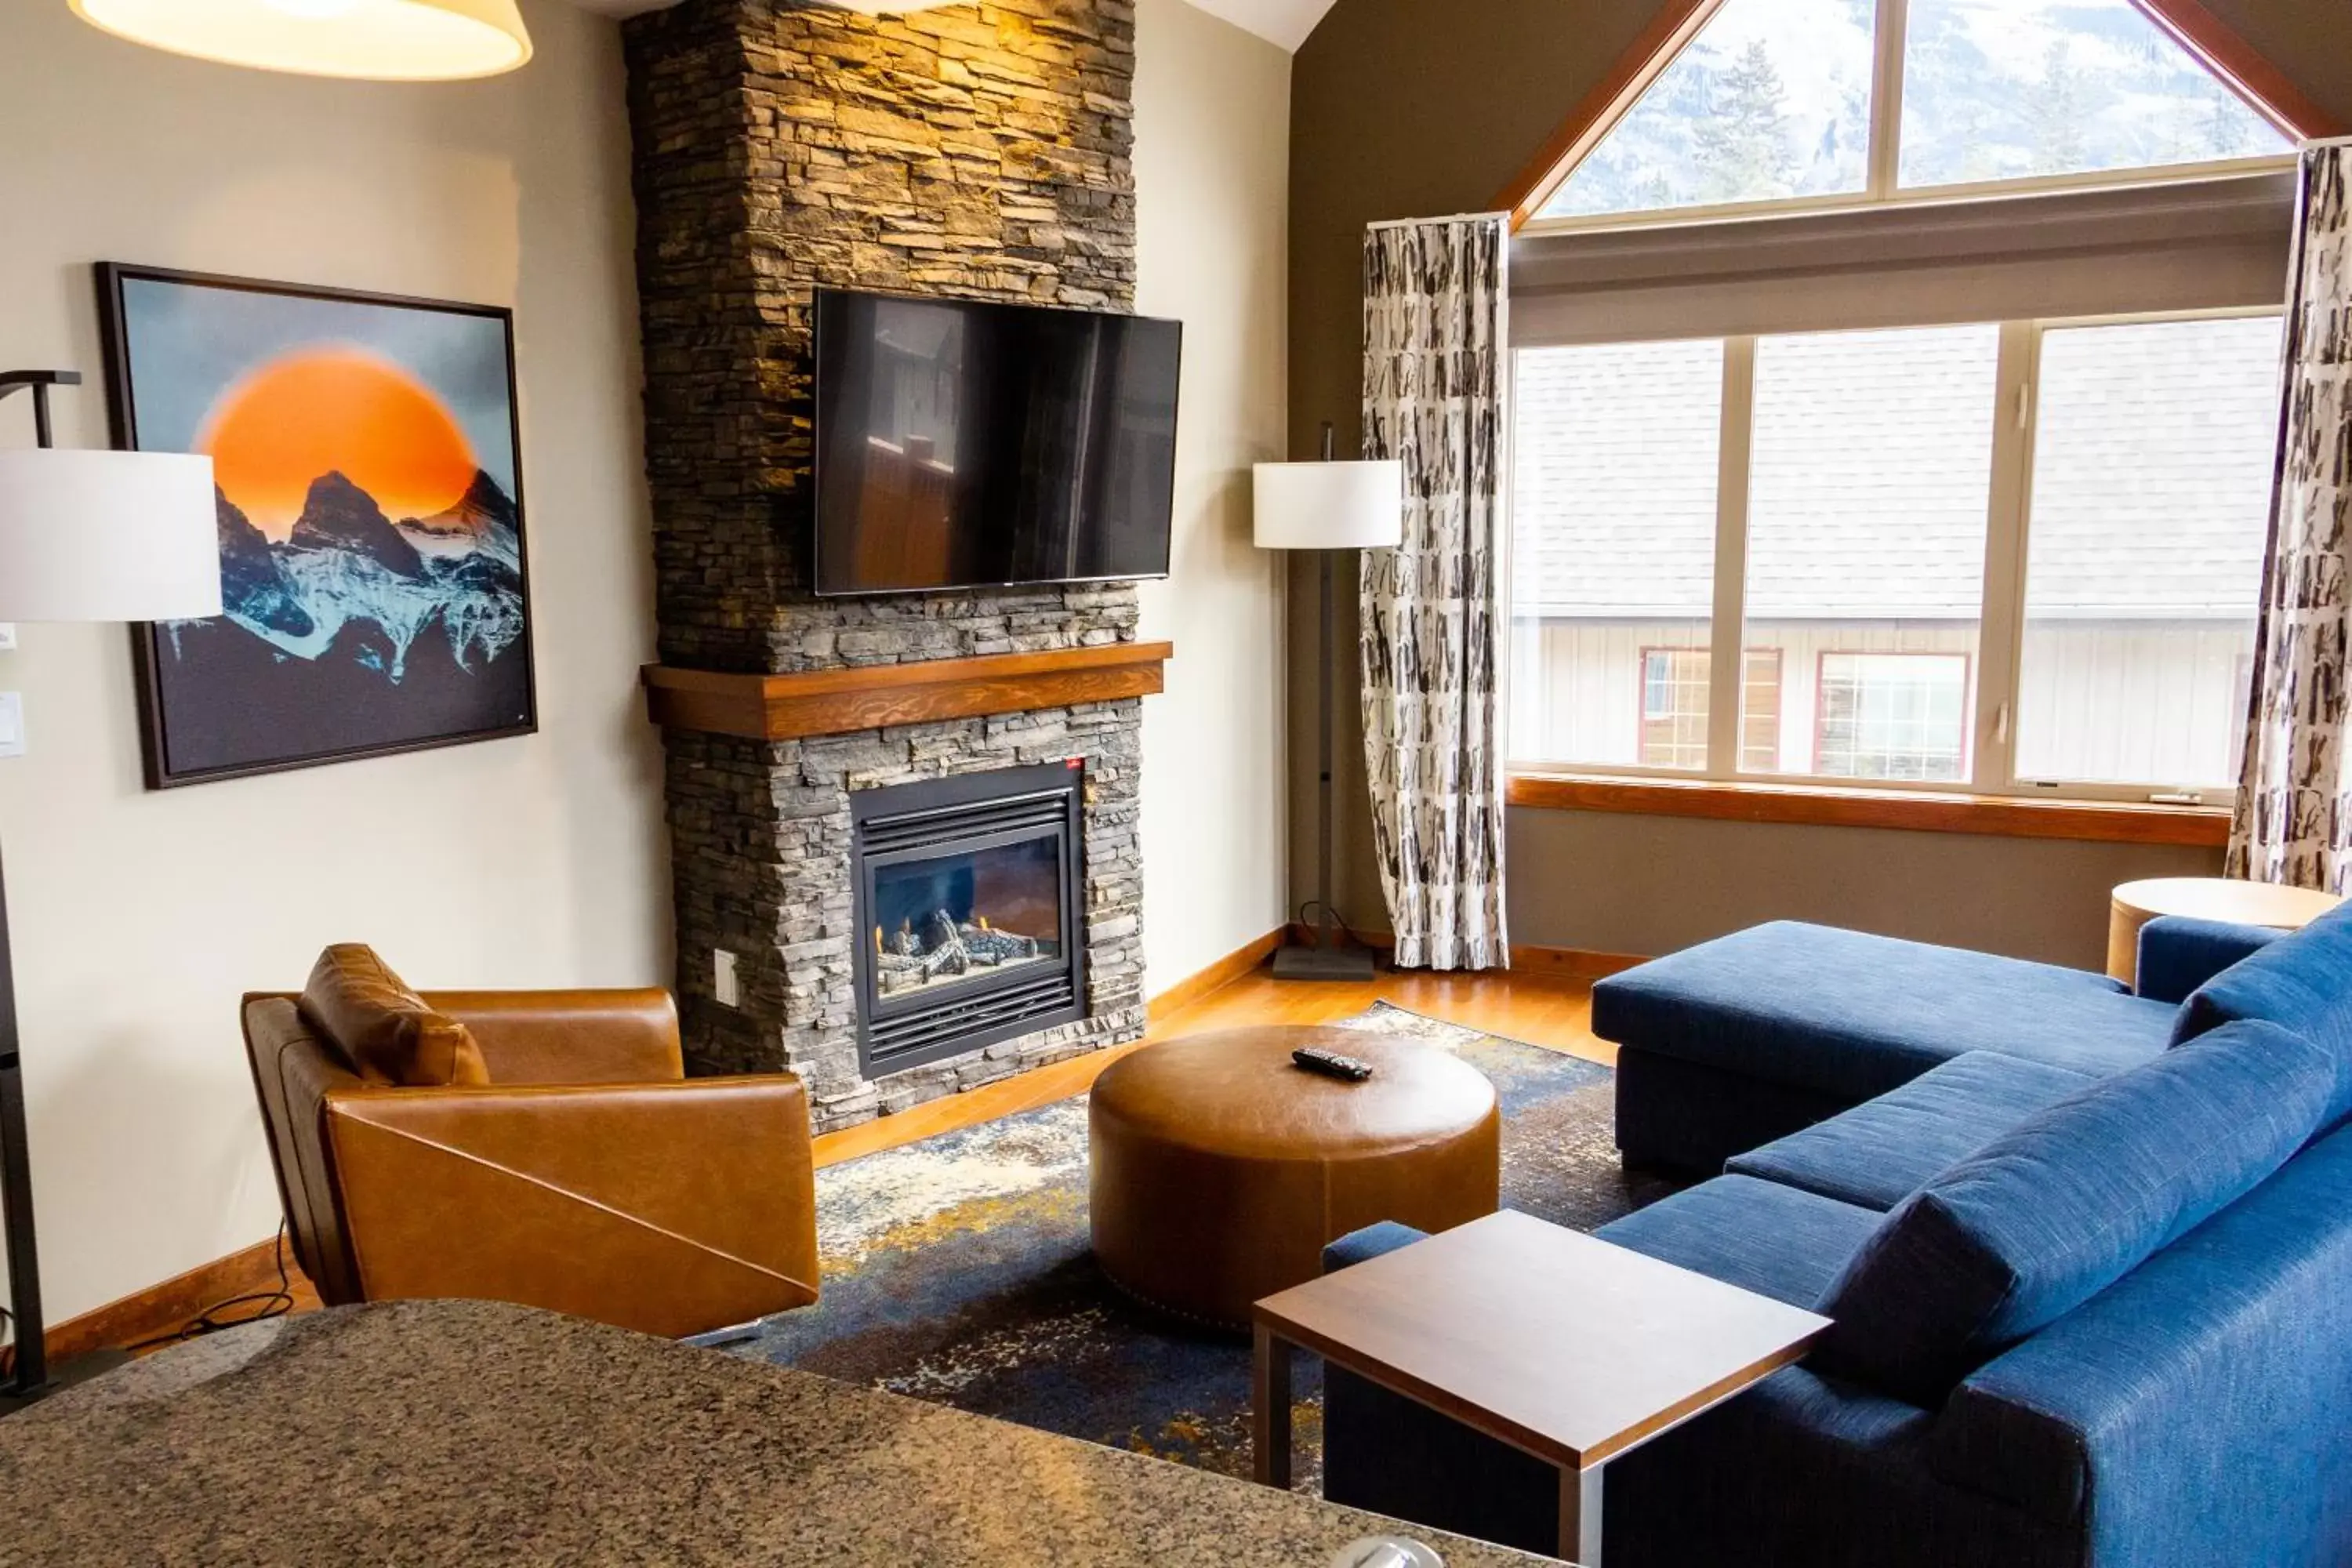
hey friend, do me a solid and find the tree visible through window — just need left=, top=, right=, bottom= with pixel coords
left=1900, top=0, right=2288, bottom=188
left=1537, top=0, right=2290, bottom=223
left=1546, top=0, right=1874, bottom=220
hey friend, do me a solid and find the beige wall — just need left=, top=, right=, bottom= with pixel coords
left=1134, top=0, right=1295, bottom=986
left=0, top=0, right=668, bottom=1327
left=0, top=0, right=1294, bottom=1331
left=1508, top=810, right=2218, bottom=971
left=1287, top=0, right=2344, bottom=968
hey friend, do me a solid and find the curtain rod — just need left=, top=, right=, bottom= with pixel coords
left=1365, top=211, right=1513, bottom=232
left=2305, top=135, right=2352, bottom=152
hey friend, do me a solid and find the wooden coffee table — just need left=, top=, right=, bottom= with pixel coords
left=1253, top=1210, right=1829, bottom=1566
left=2107, top=876, right=2343, bottom=985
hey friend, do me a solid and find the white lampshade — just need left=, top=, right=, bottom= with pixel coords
left=1253, top=459, right=1404, bottom=551
left=69, top=0, right=532, bottom=82
left=0, top=450, right=223, bottom=622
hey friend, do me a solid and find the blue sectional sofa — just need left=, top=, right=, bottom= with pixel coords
left=1319, top=906, right=2352, bottom=1567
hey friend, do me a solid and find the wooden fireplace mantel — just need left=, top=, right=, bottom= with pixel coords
left=641, top=641, right=1174, bottom=742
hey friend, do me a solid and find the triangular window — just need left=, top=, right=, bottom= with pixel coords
left=1898, top=0, right=2290, bottom=188
left=1545, top=0, right=1876, bottom=222
left=1536, top=0, right=2292, bottom=226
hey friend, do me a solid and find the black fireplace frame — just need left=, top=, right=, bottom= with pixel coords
left=849, top=760, right=1089, bottom=1079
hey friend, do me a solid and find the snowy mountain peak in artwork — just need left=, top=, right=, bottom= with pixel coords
left=198, top=469, right=527, bottom=684
left=287, top=470, right=428, bottom=580
left=214, top=487, right=315, bottom=641
left=397, top=468, right=522, bottom=572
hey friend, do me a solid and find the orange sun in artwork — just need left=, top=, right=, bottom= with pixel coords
left=198, top=347, right=478, bottom=539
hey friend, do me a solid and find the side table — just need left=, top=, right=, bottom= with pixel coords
left=1253, top=1210, right=1828, bottom=1566
left=2107, top=876, right=2342, bottom=986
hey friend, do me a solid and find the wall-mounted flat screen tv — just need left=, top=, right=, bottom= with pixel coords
left=812, top=287, right=1181, bottom=596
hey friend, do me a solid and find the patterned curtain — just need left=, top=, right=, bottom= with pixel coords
left=1359, top=215, right=1510, bottom=971
left=2230, top=145, right=2352, bottom=891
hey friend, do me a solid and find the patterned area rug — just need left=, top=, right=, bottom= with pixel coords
left=728, top=1003, right=1673, bottom=1488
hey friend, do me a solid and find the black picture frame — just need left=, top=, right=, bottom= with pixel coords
left=96, top=263, right=538, bottom=789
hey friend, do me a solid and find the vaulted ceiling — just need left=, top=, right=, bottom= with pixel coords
left=563, top=0, right=1341, bottom=52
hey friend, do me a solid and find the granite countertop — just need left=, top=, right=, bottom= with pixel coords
left=0, top=1299, right=1546, bottom=1567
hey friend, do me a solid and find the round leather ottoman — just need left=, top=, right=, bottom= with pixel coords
left=1087, top=1025, right=1501, bottom=1328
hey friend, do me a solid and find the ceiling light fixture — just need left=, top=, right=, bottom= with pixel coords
left=69, top=0, right=532, bottom=82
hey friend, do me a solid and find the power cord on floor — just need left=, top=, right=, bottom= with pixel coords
left=1293, top=898, right=1363, bottom=947
left=125, top=1224, right=296, bottom=1352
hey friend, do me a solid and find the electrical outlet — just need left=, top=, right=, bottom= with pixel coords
left=0, top=625, right=17, bottom=652
left=713, top=949, right=741, bottom=1009
left=0, top=694, right=24, bottom=759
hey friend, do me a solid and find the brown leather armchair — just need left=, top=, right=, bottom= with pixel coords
left=241, top=951, right=818, bottom=1340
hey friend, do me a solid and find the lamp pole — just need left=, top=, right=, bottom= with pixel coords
left=0, top=372, right=217, bottom=1408
left=0, top=372, right=70, bottom=1403
left=1257, top=425, right=1399, bottom=982
left=0, top=831, right=36, bottom=1402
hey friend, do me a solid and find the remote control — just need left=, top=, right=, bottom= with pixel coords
left=1293, top=1045, right=1375, bottom=1082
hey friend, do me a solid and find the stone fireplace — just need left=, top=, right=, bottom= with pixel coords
left=623, top=0, right=1156, bottom=1131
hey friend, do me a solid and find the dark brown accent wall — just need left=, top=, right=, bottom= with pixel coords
left=1285, top=0, right=2352, bottom=971
left=625, top=0, right=1148, bottom=1127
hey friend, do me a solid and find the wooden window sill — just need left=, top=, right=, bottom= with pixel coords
left=1506, top=773, right=2230, bottom=848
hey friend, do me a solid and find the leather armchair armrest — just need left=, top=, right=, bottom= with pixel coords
left=324, top=1073, right=817, bottom=1339
left=419, top=988, right=684, bottom=1084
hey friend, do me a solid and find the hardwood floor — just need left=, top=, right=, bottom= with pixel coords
left=93, top=956, right=1609, bottom=1356
left=811, top=959, right=1610, bottom=1169
left=1150, top=962, right=1610, bottom=1063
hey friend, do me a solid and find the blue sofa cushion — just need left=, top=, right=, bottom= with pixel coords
left=1592, top=921, right=2174, bottom=1107
left=1323, top=1220, right=1428, bottom=1272
left=2134, top=915, right=2283, bottom=1006
left=1727, top=1052, right=2099, bottom=1211
left=1595, top=1174, right=1881, bottom=1309
left=1815, top=1020, right=2335, bottom=1406
left=2172, top=900, right=2352, bottom=1123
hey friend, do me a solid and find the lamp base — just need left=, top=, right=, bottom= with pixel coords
left=1270, top=939, right=1378, bottom=982
left=0, top=1347, right=133, bottom=1417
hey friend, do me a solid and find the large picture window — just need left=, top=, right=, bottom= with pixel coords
left=1507, top=311, right=2283, bottom=803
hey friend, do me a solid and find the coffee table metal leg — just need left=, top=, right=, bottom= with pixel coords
left=1559, top=1462, right=1604, bottom=1565
left=1254, top=1325, right=1292, bottom=1489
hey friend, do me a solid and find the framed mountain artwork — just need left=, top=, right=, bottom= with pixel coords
left=96, top=265, right=536, bottom=789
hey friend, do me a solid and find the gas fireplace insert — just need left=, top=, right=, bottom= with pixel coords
left=849, top=760, right=1088, bottom=1078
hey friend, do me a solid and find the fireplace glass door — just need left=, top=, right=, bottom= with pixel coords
left=870, top=830, right=1065, bottom=999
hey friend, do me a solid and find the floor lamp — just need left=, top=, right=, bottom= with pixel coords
left=1254, top=430, right=1403, bottom=981
left=0, top=370, right=219, bottom=1410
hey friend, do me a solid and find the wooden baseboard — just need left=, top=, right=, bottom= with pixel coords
left=1147, top=927, right=1287, bottom=1018
left=1507, top=943, right=1649, bottom=982
left=1284, top=922, right=1646, bottom=982
left=2, top=1233, right=292, bottom=1377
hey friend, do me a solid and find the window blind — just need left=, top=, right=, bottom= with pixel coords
left=1510, top=171, right=2295, bottom=347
